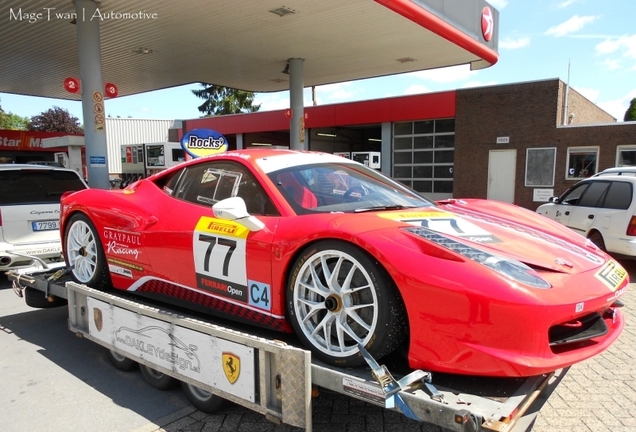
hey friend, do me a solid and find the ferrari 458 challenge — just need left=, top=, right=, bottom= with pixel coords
left=60, top=149, right=627, bottom=377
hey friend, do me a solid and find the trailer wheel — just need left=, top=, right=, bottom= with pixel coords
left=64, top=213, right=111, bottom=290
left=139, top=364, right=179, bottom=390
left=181, top=382, right=225, bottom=413
left=23, top=286, right=67, bottom=309
left=106, top=350, right=138, bottom=372
left=287, top=240, right=406, bottom=368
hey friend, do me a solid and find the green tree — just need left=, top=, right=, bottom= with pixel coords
left=28, top=106, right=83, bottom=133
left=192, top=84, right=261, bottom=116
left=0, top=100, right=31, bottom=130
left=624, top=98, right=636, bottom=121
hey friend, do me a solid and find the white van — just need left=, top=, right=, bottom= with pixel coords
left=536, top=174, right=636, bottom=257
left=0, top=164, right=88, bottom=271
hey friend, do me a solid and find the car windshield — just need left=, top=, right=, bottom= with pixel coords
left=268, top=162, right=432, bottom=214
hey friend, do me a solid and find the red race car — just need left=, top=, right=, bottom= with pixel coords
left=60, top=149, right=627, bottom=377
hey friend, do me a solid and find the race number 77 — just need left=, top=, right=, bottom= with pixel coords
left=198, top=234, right=236, bottom=276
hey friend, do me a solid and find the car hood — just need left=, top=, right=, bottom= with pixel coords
left=332, top=199, right=606, bottom=274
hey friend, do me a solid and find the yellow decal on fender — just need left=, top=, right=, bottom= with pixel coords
left=595, top=260, right=628, bottom=292
left=195, top=216, right=250, bottom=239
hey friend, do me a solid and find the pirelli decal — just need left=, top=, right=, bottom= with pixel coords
left=595, top=260, right=627, bottom=292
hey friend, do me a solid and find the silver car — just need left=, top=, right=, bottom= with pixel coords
left=0, top=164, right=88, bottom=271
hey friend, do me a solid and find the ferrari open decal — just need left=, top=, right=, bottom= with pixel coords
left=379, top=211, right=501, bottom=243
left=193, top=216, right=249, bottom=303
left=594, top=260, right=628, bottom=292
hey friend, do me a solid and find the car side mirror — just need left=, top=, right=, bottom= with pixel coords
left=212, top=197, right=265, bottom=232
left=549, top=196, right=559, bottom=203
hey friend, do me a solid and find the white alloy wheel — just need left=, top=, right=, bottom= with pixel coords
left=64, top=213, right=111, bottom=290
left=66, top=219, right=98, bottom=283
left=292, top=249, right=379, bottom=358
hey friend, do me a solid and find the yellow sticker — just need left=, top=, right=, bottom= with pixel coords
left=595, top=260, right=628, bottom=292
left=223, top=352, right=241, bottom=384
left=195, top=216, right=249, bottom=239
left=377, top=210, right=451, bottom=221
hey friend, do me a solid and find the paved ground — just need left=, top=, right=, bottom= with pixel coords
left=1, top=259, right=634, bottom=432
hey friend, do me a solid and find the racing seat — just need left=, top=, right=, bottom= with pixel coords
left=276, top=172, right=318, bottom=209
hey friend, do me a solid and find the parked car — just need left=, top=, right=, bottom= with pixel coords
left=536, top=174, right=636, bottom=257
left=60, top=149, right=626, bottom=377
left=0, top=164, right=88, bottom=271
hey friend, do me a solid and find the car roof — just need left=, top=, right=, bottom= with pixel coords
left=0, top=163, right=73, bottom=172
left=593, top=167, right=636, bottom=177
left=581, top=174, right=636, bottom=183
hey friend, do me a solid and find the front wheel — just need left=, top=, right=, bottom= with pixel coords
left=106, top=350, right=138, bottom=372
left=64, top=213, right=111, bottom=290
left=181, top=382, right=224, bottom=413
left=286, top=241, right=406, bottom=367
left=139, top=364, right=179, bottom=390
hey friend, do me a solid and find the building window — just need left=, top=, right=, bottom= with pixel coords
left=392, top=119, right=455, bottom=195
left=525, top=147, right=556, bottom=187
left=566, top=146, right=599, bottom=180
left=616, top=145, right=636, bottom=167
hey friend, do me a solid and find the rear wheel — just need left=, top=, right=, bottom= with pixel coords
left=588, top=231, right=606, bottom=252
left=64, top=213, right=111, bottom=290
left=139, top=364, right=179, bottom=390
left=286, top=240, right=406, bottom=367
left=181, top=382, right=224, bottom=413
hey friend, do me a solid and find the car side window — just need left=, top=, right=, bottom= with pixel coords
left=558, top=183, right=589, bottom=205
left=602, top=181, right=632, bottom=210
left=577, top=181, right=610, bottom=207
left=161, top=168, right=186, bottom=196
left=174, top=162, right=280, bottom=216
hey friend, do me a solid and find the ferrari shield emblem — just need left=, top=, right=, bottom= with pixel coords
left=93, top=307, right=103, bottom=332
left=222, top=352, right=240, bottom=384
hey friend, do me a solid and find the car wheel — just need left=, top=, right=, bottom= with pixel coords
left=181, top=382, right=224, bottom=413
left=23, top=287, right=67, bottom=309
left=139, top=364, right=179, bottom=390
left=106, top=350, right=138, bottom=372
left=287, top=240, right=406, bottom=367
left=64, top=213, right=111, bottom=290
left=588, top=231, right=606, bottom=252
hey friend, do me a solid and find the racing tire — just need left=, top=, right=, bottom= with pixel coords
left=64, top=213, right=112, bottom=291
left=106, top=350, right=138, bottom=372
left=181, top=382, right=225, bottom=413
left=139, top=364, right=179, bottom=390
left=23, top=286, right=67, bottom=309
left=588, top=231, right=606, bottom=252
left=286, top=240, right=407, bottom=368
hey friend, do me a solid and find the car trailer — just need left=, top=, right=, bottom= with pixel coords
left=8, top=265, right=568, bottom=432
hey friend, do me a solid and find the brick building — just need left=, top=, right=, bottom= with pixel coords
left=179, top=78, right=636, bottom=211
left=454, top=79, right=636, bottom=210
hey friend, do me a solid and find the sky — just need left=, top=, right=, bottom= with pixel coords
left=1, top=0, right=635, bottom=123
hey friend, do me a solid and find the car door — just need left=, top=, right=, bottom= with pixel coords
left=142, top=160, right=281, bottom=315
left=540, top=182, right=590, bottom=228
left=593, top=180, right=634, bottom=252
left=565, top=180, right=610, bottom=236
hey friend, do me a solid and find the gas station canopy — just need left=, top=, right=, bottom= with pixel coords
left=1, top=0, right=498, bottom=99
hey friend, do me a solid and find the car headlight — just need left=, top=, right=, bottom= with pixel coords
left=404, top=227, right=552, bottom=289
